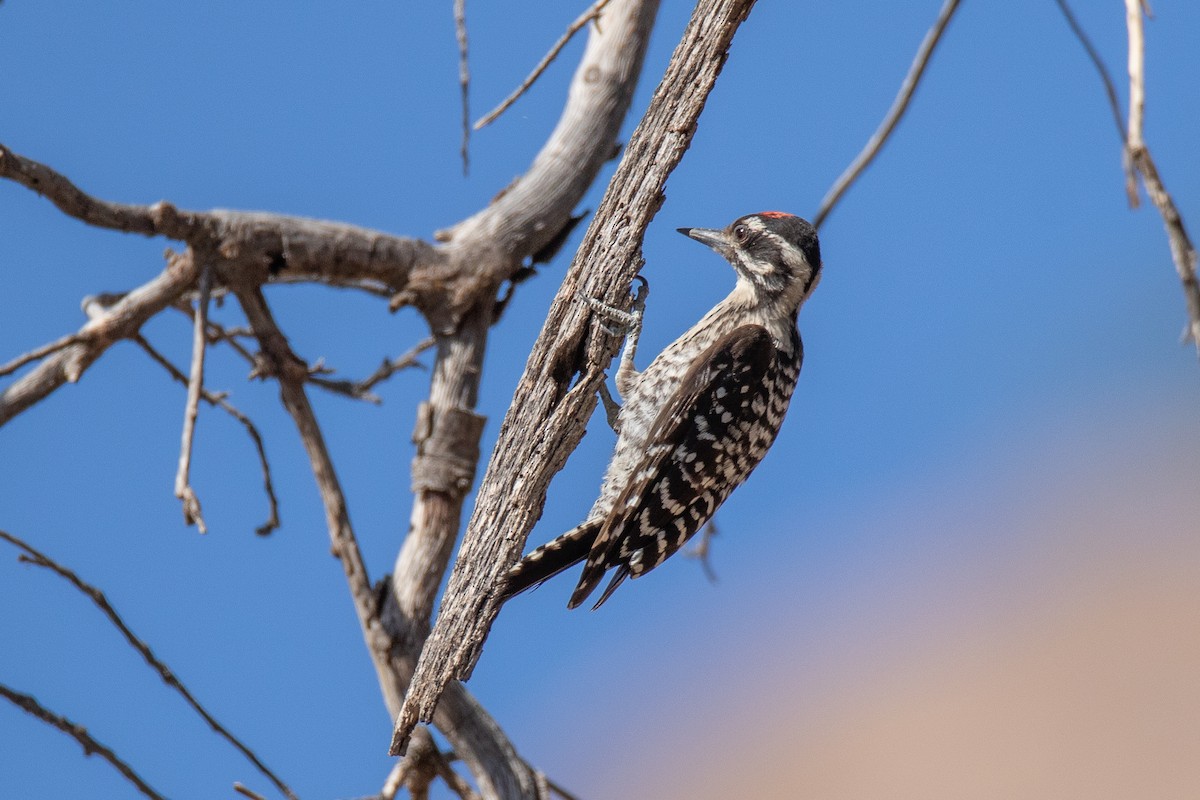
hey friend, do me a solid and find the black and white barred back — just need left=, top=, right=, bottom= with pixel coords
left=501, top=212, right=821, bottom=609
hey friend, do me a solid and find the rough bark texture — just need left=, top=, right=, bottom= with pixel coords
left=390, top=0, right=758, bottom=755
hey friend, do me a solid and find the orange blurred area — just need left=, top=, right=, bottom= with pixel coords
left=603, top=399, right=1200, bottom=799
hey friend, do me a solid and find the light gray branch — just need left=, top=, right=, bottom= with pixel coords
left=1122, top=1, right=1200, bottom=352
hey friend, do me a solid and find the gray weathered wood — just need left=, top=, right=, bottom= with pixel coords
left=390, top=0, right=759, bottom=757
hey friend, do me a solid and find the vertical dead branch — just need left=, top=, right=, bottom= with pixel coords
left=1122, top=1, right=1200, bottom=351
left=455, top=0, right=471, bottom=175
left=175, top=261, right=211, bottom=532
left=390, top=0, right=760, bottom=755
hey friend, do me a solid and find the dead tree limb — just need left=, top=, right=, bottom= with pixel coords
left=390, top=0, right=759, bottom=755
left=1122, top=1, right=1200, bottom=352
left=0, top=530, right=298, bottom=799
left=0, top=682, right=169, bottom=800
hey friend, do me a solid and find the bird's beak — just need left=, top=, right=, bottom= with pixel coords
left=677, top=226, right=732, bottom=259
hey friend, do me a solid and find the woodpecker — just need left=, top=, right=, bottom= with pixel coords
left=500, top=212, right=822, bottom=609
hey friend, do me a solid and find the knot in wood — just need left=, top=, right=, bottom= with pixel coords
left=410, top=401, right=486, bottom=496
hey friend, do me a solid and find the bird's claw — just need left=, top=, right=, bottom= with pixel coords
left=577, top=275, right=649, bottom=336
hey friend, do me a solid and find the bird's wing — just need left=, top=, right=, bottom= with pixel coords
left=568, top=324, right=779, bottom=609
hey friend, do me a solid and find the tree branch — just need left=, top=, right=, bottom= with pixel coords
left=0, top=529, right=299, bottom=799
left=1122, top=1, right=1200, bottom=352
left=0, top=683, right=168, bottom=800
left=133, top=334, right=281, bottom=536
left=814, top=0, right=962, bottom=229
left=390, top=0, right=758, bottom=755
left=474, top=0, right=614, bottom=131
left=174, top=262, right=212, bottom=533
left=455, top=0, right=471, bottom=175
left=235, top=289, right=538, bottom=797
left=0, top=249, right=200, bottom=427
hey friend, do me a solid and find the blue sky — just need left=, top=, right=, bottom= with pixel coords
left=2, top=2, right=1198, bottom=798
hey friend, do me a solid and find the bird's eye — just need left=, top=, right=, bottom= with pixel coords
left=733, top=225, right=750, bottom=243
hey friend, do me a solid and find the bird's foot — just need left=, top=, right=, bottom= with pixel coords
left=576, top=275, right=649, bottom=336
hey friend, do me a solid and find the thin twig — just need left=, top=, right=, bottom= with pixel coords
left=474, top=0, right=613, bottom=130
left=1051, top=0, right=1126, bottom=140
left=1122, top=0, right=1200, bottom=351
left=1053, top=0, right=1140, bottom=203
left=134, top=335, right=281, bottom=536
left=174, top=263, right=211, bottom=533
left=233, top=784, right=269, bottom=800
left=814, top=0, right=962, bottom=229
left=0, top=332, right=87, bottom=378
left=0, top=530, right=299, bottom=799
left=359, top=337, right=436, bottom=392
left=0, top=250, right=200, bottom=428
left=456, top=0, right=471, bottom=175
left=0, top=683, right=168, bottom=800
left=306, top=336, right=435, bottom=402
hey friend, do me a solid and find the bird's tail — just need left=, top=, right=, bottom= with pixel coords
left=499, top=520, right=601, bottom=602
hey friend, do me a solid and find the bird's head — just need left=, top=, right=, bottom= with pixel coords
left=678, top=212, right=822, bottom=314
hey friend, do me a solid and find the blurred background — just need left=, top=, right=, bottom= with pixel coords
left=1, top=1, right=1197, bottom=798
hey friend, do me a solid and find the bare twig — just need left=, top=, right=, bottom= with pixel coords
left=1051, top=0, right=1126, bottom=140
left=306, top=336, right=435, bottom=402
left=0, top=682, right=168, bottom=800
left=0, top=530, right=299, bottom=799
left=0, top=332, right=86, bottom=378
left=233, top=784, right=269, bottom=800
left=358, top=337, right=436, bottom=393
left=392, top=0, right=756, bottom=755
left=0, top=250, right=200, bottom=427
left=175, top=263, right=212, bottom=533
left=475, top=0, right=613, bottom=130
left=200, top=315, right=260, bottom=366
left=134, top=335, right=281, bottom=536
left=1122, top=0, right=1200, bottom=351
left=814, top=0, right=962, bottom=229
left=1051, top=0, right=1140, bottom=204
left=456, top=0, right=471, bottom=175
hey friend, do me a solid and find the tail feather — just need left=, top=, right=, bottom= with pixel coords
left=499, top=520, right=600, bottom=601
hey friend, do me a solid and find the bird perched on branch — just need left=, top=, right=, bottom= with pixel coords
left=500, top=212, right=822, bottom=609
